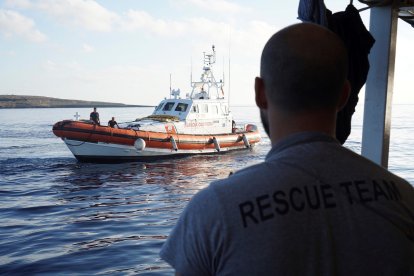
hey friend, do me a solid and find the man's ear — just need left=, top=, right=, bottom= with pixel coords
left=337, top=80, right=351, bottom=111
left=255, top=77, right=268, bottom=109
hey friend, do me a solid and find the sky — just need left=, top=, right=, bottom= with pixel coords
left=0, top=0, right=413, bottom=106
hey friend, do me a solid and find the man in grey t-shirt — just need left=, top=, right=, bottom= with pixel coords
left=160, top=23, right=414, bottom=275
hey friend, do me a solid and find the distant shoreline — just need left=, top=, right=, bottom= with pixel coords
left=0, top=95, right=153, bottom=109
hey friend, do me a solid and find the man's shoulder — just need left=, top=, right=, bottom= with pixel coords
left=209, top=161, right=274, bottom=194
left=222, top=161, right=268, bottom=179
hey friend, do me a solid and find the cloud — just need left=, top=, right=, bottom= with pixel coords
left=4, top=1, right=253, bottom=38
left=181, top=0, right=248, bottom=14
left=0, top=50, right=16, bottom=57
left=0, top=9, right=46, bottom=42
left=121, top=9, right=276, bottom=46
left=5, top=0, right=32, bottom=9
left=82, top=43, right=94, bottom=53
left=43, top=59, right=57, bottom=71
left=173, top=17, right=276, bottom=58
left=6, top=0, right=119, bottom=32
left=42, top=60, right=82, bottom=72
left=121, top=10, right=186, bottom=36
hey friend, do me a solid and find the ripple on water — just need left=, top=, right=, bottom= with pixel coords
left=2, top=105, right=412, bottom=274
left=0, top=148, right=264, bottom=274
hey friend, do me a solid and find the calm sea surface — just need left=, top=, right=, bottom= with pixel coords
left=0, top=105, right=413, bottom=275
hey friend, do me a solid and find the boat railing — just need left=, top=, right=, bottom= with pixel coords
left=136, top=114, right=180, bottom=123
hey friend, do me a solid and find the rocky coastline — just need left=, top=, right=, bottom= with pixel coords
left=0, top=95, right=149, bottom=108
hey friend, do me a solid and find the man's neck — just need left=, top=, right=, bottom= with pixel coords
left=268, top=108, right=337, bottom=146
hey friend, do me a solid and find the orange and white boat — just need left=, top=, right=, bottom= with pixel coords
left=53, top=46, right=261, bottom=162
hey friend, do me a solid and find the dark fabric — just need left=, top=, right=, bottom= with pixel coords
left=108, top=120, right=118, bottom=128
left=90, top=111, right=100, bottom=125
left=327, top=4, right=375, bottom=144
left=297, top=0, right=328, bottom=27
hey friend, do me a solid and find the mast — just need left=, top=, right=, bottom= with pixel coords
left=228, top=36, right=231, bottom=106
left=189, top=45, right=223, bottom=100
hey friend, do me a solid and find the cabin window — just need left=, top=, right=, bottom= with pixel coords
left=163, top=102, right=175, bottom=111
left=191, top=105, right=199, bottom=113
left=213, top=105, right=218, bottom=114
left=155, top=102, right=164, bottom=111
left=200, top=104, right=208, bottom=113
left=175, top=103, right=188, bottom=112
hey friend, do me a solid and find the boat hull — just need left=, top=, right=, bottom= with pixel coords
left=53, top=120, right=261, bottom=162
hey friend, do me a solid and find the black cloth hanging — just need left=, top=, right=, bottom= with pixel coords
left=327, top=4, right=375, bottom=144
left=297, top=0, right=328, bottom=27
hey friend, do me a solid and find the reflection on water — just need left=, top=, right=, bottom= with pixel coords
left=0, top=146, right=265, bottom=274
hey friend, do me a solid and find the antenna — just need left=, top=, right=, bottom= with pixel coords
left=169, top=73, right=172, bottom=99
left=222, top=56, right=225, bottom=82
left=222, top=55, right=225, bottom=100
left=228, top=29, right=231, bottom=106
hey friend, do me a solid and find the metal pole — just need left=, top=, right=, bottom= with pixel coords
left=361, top=5, right=398, bottom=168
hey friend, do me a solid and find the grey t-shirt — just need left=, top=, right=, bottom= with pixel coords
left=160, top=132, right=414, bottom=275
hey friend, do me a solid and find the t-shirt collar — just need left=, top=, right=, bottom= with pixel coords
left=265, top=131, right=339, bottom=161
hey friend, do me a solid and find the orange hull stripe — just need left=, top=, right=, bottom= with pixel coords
left=53, top=120, right=261, bottom=149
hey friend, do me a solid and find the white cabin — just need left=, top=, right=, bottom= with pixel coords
left=132, top=45, right=234, bottom=135
left=151, top=98, right=233, bottom=135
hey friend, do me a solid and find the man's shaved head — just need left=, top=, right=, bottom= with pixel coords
left=260, top=23, right=348, bottom=113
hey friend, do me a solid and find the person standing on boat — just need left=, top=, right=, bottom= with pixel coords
left=160, top=23, right=414, bottom=275
left=232, top=120, right=237, bottom=133
left=108, top=117, right=119, bottom=128
left=90, top=107, right=100, bottom=125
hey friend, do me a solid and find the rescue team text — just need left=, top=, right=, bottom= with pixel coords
left=239, top=179, right=401, bottom=228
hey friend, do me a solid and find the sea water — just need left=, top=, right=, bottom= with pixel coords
left=0, top=105, right=413, bottom=275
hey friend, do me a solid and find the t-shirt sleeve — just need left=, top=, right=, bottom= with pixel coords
left=160, top=185, right=224, bottom=275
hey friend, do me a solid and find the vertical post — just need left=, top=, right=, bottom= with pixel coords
left=74, top=112, right=80, bottom=121
left=361, top=5, right=398, bottom=168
